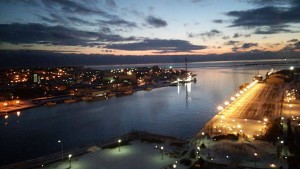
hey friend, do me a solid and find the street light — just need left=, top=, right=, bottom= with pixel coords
left=173, top=164, right=176, bottom=168
left=68, top=154, right=72, bottom=168
left=160, top=146, right=164, bottom=160
left=118, top=139, right=121, bottom=152
left=58, top=140, right=64, bottom=161
left=254, top=153, right=258, bottom=167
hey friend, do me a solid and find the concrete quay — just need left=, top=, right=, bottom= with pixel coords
left=198, top=82, right=284, bottom=138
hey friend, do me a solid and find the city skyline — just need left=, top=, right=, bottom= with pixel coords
left=0, top=0, right=300, bottom=64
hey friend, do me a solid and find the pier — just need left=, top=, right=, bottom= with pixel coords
left=198, top=81, right=284, bottom=138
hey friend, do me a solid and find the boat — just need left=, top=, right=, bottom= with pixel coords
left=92, top=96, right=107, bottom=101
left=64, top=98, right=78, bottom=104
left=44, top=102, right=56, bottom=106
left=81, top=96, right=93, bottom=102
left=169, top=82, right=180, bottom=86
left=253, top=74, right=263, bottom=82
left=116, top=90, right=133, bottom=97
left=107, top=93, right=116, bottom=97
left=144, top=87, right=152, bottom=91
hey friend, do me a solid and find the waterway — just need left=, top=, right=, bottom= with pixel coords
left=0, top=60, right=298, bottom=166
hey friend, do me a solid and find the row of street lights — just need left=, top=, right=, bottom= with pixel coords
left=57, top=139, right=72, bottom=168
left=155, top=145, right=164, bottom=159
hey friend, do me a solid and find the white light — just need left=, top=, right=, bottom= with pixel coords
left=290, top=66, right=294, bottom=70
left=217, top=106, right=224, bottom=111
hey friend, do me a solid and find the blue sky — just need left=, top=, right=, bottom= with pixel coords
left=0, top=0, right=299, bottom=56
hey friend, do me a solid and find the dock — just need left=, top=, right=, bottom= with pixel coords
left=198, top=81, right=284, bottom=139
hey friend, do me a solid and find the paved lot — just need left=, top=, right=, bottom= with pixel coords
left=43, top=141, right=185, bottom=169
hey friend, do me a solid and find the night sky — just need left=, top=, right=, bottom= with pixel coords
left=0, top=0, right=300, bottom=66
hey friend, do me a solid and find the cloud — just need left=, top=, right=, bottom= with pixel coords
left=233, top=33, right=252, bottom=38
left=233, top=33, right=241, bottom=38
left=204, top=29, right=222, bottom=37
left=231, top=42, right=258, bottom=52
left=67, top=16, right=97, bottom=26
left=213, top=19, right=223, bottom=24
left=188, top=29, right=222, bottom=39
left=241, top=43, right=258, bottom=49
left=246, top=0, right=295, bottom=6
left=282, top=40, right=300, bottom=51
left=98, top=19, right=137, bottom=28
left=41, top=0, right=116, bottom=19
left=146, top=16, right=167, bottom=28
left=287, top=39, right=298, bottom=43
left=225, top=40, right=240, bottom=46
left=226, top=4, right=300, bottom=28
left=105, top=39, right=206, bottom=52
left=0, top=23, right=133, bottom=47
left=254, top=25, right=297, bottom=34
left=105, top=0, right=116, bottom=8
left=222, top=36, right=230, bottom=40
left=295, top=41, right=300, bottom=49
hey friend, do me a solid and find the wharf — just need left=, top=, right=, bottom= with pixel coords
left=198, top=82, right=284, bottom=138
left=0, top=100, right=38, bottom=114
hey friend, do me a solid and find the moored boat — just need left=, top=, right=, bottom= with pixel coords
left=81, top=96, right=93, bottom=101
left=44, top=102, right=56, bottom=106
left=64, top=98, right=78, bottom=104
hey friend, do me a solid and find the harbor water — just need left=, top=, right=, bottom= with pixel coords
left=0, top=60, right=297, bottom=166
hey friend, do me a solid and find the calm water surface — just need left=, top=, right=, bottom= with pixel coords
left=0, top=63, right=292, bottom=165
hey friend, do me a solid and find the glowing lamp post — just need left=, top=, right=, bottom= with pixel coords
left=118, top=139, right=121, bottom=152
left=58, top=140, right=64, bottom=161
left=160, top=146, right=164, bottom=160
left=197, top=146, right=200, bottom=158
left=254, top=153, right=258, bottom=167
left=68, top=154, right=72, bottom=168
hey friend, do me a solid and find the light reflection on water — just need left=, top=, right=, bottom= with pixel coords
left=0, top=64, right=295, bottom=165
